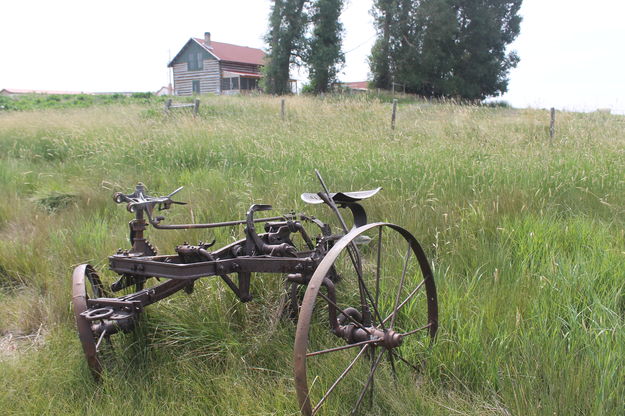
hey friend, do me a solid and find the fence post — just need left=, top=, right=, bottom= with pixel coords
left=193, top=99, right=200, bottom=116
left=549, top=107, right=555, bottom=140
left=391, top=99, right=398, bottom=130
left=281, top=98, right=285, bottom=121
left=164, top=99, right=172, bottom=115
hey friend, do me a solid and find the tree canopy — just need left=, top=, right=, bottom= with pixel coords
left=264, top=0, right=309, bottom=95
left=370, top=0, right=523, bottom=100
left=306, top=0, right=345, bottom=93
left=264, top=0, right=345, bottom=95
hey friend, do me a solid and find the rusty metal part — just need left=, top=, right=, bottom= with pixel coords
left=293, top=223, right=438, bottom=416
left=72, top=264, right=108, bottom=378
left=245, top=204, right=297, bottom=257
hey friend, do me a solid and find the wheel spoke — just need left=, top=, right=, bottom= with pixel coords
left=368, top=347, right=375, bottom=409
left=307, top=338, right=381, bottom=358
left=390, top=350, right=421, bottom=372
left=387, top=349, right=397, bottom=381
left=374, top=227, right=382, bottom=321
left=95, top=328, right=107, bottom=352
left=382, top=278, right=426, bottom=326
left=312, top=345, right=370, bottom=414
left=351, top=347, right=386, bottom=415
left=400, top=322, right=433, bottom=337
left=345, top=242, right=386, bottom=330
left=390, top=243, right=412, bottom=329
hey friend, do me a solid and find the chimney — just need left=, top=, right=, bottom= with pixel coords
left=204, top=32, right=211, bottom=47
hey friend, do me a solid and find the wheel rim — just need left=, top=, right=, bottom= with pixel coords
left=72, top=264, right=108, bottom=379
left=294, top=223, right=438, bottom=415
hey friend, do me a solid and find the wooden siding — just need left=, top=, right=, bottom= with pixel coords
left=170, top=40, right=215, bottom=66
left=173, top=60, right=220, bottom=96
left=221, top=61, right=262, bottom=75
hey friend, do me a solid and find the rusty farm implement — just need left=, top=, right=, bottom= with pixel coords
left=72, top=172, right=438, bottom=415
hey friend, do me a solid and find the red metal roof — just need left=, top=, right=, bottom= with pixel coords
left=344, top=81, right=369, bottom=90
left=194, top=38, right=265, bottom=66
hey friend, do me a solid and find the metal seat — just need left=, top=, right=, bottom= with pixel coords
left=300, top=188, right=382, bottom=205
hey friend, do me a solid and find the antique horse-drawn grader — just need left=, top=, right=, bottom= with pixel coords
left=72, top=172, right=438, bottom=415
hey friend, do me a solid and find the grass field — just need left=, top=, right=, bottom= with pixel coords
left=0, top=95, right=624, bottom=415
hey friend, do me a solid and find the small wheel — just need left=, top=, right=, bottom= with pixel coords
left=72, top=264, right=110, bottom=379
left=294, top=223, right=438, bottom=415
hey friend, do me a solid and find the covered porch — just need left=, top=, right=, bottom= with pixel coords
left=221, top=70, right=261, bottom=94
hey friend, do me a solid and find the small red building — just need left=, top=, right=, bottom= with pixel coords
left=168, top=32, right=265, bottom=96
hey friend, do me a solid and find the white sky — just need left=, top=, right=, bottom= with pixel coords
left=1, top=0, right=624, bottom=113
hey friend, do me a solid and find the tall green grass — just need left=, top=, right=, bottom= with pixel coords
left=0, top=95, right=624, bottom=415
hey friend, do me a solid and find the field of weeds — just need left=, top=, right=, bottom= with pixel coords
left=0, top=94, right=624, bottom=415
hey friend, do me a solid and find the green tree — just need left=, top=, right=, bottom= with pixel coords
left=306, top=0, right=345, bottom=93
left=369, top=0, right=396, bottom=89
left=264, top=0, right=309, bottom=95
left=369, top=0, right=522, bottom=99
left=449, top=0, right=522, bottom=99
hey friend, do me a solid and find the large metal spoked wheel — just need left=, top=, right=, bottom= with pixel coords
left=294, top=223, right=438, bottom=415
left=72, top=264, right=110, bottom=379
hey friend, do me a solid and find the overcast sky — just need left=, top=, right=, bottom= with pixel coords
left=1, top=0, right=624, bottom=113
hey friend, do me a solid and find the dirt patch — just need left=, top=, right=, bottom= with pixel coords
left=0, top=325, right=46, bottom=361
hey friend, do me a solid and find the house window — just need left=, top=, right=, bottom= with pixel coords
left=221, top=78, right=231, bottom=91
left=221, top=77, right=241, bottom=91
left=188, top=52, right=203, bottom=71
left=192, top=80, right=200, bottom=94
left=241, top=78, right=258, bottom=90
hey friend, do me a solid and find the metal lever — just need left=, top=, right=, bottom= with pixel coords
left=245, top=204, right=296, bottom=256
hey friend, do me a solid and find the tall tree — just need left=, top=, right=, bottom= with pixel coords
left=264, top=0, right=309, bottom=95
left=369, top=0, right=396, bottom=89
left=449, top=0, right=522, bottom=99
left=369, top=0, right=522, bottom=99
left=306, top=0, right=345, bottom=93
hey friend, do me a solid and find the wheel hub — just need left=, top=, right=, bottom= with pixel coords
left=335, top=324, right=403, bottom=350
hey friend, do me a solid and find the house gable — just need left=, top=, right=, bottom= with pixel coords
left=168, top=39, right=217, bottom=68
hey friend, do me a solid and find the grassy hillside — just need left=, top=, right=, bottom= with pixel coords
left=0, top=95, right=624, bottom=415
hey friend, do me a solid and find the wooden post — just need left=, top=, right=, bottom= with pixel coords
left=193, top=99, right=200, bottom=116
left=549, top=107, right=555, bottom=140
left=391, top=99, right=398, bottom=130
left=164, top=98, right=172, bottom=115
left=281, top=98, right=285, bottom=121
